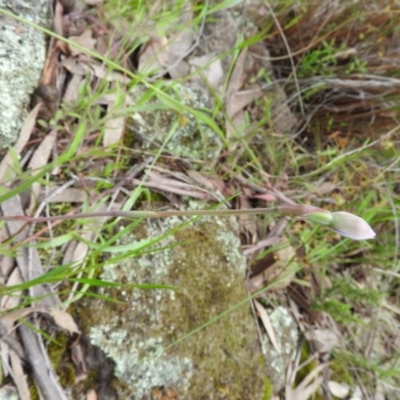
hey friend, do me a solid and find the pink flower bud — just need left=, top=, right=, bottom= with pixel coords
left=330, top=212, right=376, bottom=240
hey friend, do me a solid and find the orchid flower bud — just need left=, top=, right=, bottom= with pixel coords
left=330, top=211, right=376, bottom=240
left=304, top=209, right=375, bottom=240
left=286, top=206, right=375, bottom=240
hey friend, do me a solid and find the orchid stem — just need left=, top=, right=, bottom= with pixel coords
left=0, top=206, right=298, bottom=223
left=0, top=205, right=325, bottom=224
left=0, top=204, right=375, bottom=240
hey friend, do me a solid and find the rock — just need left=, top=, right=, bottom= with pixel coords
left=261, top=306, right=299, bottom=392
left=129, top=83, right=222, bottom=164
left=0, top=385, right=19, bottom=400
left=75, top=204, right=267, bottom=399
left=0, top=0, right=49, bottom=148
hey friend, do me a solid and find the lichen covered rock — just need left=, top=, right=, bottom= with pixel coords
left=79, top=206, right=266, bottom=399
left=0, top=0, right=49, bottom=148
left=129, top=83, right=222, bottom=164
left=261, top=306, right=299, bottom=391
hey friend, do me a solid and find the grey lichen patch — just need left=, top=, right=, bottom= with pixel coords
left=0, top=1, right=49, bottom=148
left=129, top=83, right=222, bottom=163
left=84, top=205, right=266, bottom=399
left=0, top=385, right=19, bottom=400
left=89, top=324, right=193, bottom=397
left=261, top=306, right=299, bottom=392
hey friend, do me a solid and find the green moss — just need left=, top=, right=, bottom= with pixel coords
left=73, top=370, right=99, bottom=397
left=47, top=333, right=76, bottom=386
left=47, top=334, right=68, bottom=367
left=311, top=299, right=362, bottom=324
left=294, top=342, right=318, bottom=387
left=57, top=363, right=76, bottom=386
left=262, top=377, right=273, bottom=400
left=292, top=342, right=326, bottom=400
left=311, top=277, right=384, bottom=326
left=326, top=280, right=383, bottom=306
left=329, top=357, right=353, bottom=386
left=27, top=333, right=74, bottom=400
left=122, top=120, right=136, bottom=148
left=28, top=379, right=39, bottom=400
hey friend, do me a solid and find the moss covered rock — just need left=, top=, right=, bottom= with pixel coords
left=80, top=206, right=267, bottom=399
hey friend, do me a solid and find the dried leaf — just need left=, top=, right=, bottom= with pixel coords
left=53, top=0, right=64, bottom=37
left=0, top=228, right=14, bottom=279
left=224, top=47, right=265, bottom=143
left=1, top=307, right=80, bottom=335
left=0, top=103, right=41, bottom=184
left=0, top=268, right=25, bottom=388
left=138, top=36, right=169, bottom=74
left=189, top=54, right=224, bottom=89
left=47, top=308, right=80, bottom=335
left=139, top=3, right=195, bottom=78
left=91, top=64, right=131, bottom=83
left=62, top=59, right=130, bottom=84
left=71, top=341, right=88, bottom=377
left=254, top=299, right=280, bottom=354
left=328, top=381, right=350, bottom=398
left=227, top=88, right=264, bottom=118
left=28, top=131, right=56, bottom=171
left=349, top=386, right=363, bottom=400
left=305, top=328, right=340, bottom=353
left=104, top=115, right=125, bottom=146
left=287, top=363, right=327, bottom=400
left=69, top=29, right=97, bottom=56
left=165, top=5, right=195, bottom=77
left=185, top=170, right=222, bottom=192
left=10, top=351, right=30, bottom=400
left=63, top=74, right=85, bottom=103
left=264, top=241, right=301, bottom=290
left=62, top=58, right=88, bottom=75
left=1, top=269, right=23, bottom=313
left=26, top=130, right=57, bottom=213
left=88, top=92, right=128, bottom=146
left=39, top=186, right=87, bottom=203
left=86, top=388, right=98, bottom=400
left=1, top=197, right=59, bottom=307
left=130, top=177, right=212, bottom=200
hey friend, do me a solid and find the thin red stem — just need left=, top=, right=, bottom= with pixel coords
left=0, top=205, right=326, bottom=224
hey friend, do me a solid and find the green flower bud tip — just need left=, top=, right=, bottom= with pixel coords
left=304, top=211, right=334, bottom=226
left=330, top=211, right=376, bottom=240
